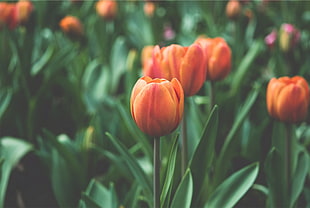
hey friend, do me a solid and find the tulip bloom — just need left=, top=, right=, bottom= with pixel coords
left=195, top=37, right=232, bottom=81
left=96, top=0, right=118, bottom=20
left=0, top=2, right=18, bottom=30
left=266, top=76, right=310, bottom=123
left=15, top=0, right=34, bottom=25
left=144, top=44, right=206, bottom=96
left=130, top=76, right=184, bottom=137
left=59, top=16, right=84, bottom=38
left=226, top=0, right=241, bottom=20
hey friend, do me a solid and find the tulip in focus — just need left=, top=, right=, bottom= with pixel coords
left=144, top=44, right=206, bottom=96
left=96, top=0, right=118, bottom=20
left=15, top=0, right=33, bottom=25
left=266, top=76, right=310, bottom=123
left=226, top=0, right=241, bottom=20
left=130, top=76, right=184, bottom=137
left=59, top=16, right=84, bottom=38
left=265, top=29, right=277, bottom=49
left=279, top=23, right=300, bottom=52
left=195, top=37, right=232, bottom=81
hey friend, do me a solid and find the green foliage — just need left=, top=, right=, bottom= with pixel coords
left=1, top=0, right=310, bottom=207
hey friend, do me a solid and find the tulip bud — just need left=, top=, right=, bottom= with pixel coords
left=226, top=0, right=241, bottom=20
left=96, top=0, right=118, bottom=20
left=144, top=44, right=206, bottom=96
left=264, top=29, right=277, bottom=49
left=279, top=23, right=300, bottom=52
left=130, top=76, right=184, bottom=137
left=195, top=37, right=232, bottom=81
left=266, top=76, right=310, bottom=123
left=59, top=16, right=84, bottom=39
left=15, top=0, right=33, bottom=25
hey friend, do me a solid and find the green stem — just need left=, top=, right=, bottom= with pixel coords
left=285, top=123, right=292, bottom=206
left=181, top=106, right=188, bottom=176
left=209, top=81, right=215, bottom=112
left=154, top=137, right=160, bottom=208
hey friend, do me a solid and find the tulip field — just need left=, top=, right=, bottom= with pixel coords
left=1, top=0, right=310, bottom=207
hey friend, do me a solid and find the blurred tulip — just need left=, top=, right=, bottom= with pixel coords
left=279, top=23, right=300, bottom=52
left=15, top=0, right=34, bottom=25
left=144, top=44, right=206, bottom=96
left=96, top=0, right=117, bottom=20
left=226, top=0, right=241, bottom=20
left=130, top=76, right=184, bottom=137
left=0, top=2, right=18, bottom=30
left=195, top=37, right=232, bottom=81
left=266, top=76, right=310, bottom=123
left=264, top=29, right=277, bottom=49
left=59, top=16, right=84, bottom=38
left=144, top=1, right=156, bottom=17
left=141, top=45, right=155, bottom=75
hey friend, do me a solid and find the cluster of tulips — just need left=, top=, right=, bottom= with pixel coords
left=130, top=30, right=309, bottom=208
left=0, top=0, right=33, bottom=30
left=132, top=37, right=232, bottom=137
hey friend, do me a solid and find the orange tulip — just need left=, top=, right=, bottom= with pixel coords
left=0, top=2, right=18, bottom=30
left=195, top=37, right=232, bottom=81
left=59, top=16, right=84, bottom=38
left=15, top=0, right=33, bottom=25
left=96, top=0, right=117, bottom=20
left=144, top=44, right=206, bottom=96
left=266, top=76, right=310, bottom=123
left=226, top=0, right=241, bottom=20
left=144, top=2, right=156, bottom=17
left=130, top=76, right=184, bottom=137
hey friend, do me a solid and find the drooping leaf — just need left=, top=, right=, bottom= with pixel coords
left=0, top=89, right=12, bottom=120
left=205, top=162, right=259, bottom=208
left=170, top=169, right=193, bottom=208
left=0, top=137, right=33, bottom=208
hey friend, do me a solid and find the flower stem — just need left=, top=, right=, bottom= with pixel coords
left=154, top=136, right=160, bottom=208
left=285, top=123, right=292, bottom=206
left=181, top=106, right=188, bottom=176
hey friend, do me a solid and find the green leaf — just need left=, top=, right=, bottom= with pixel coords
left=0, top=137, right=33, bottom=208
left=230, top=40, right=263, bottom=96
left=0, top=89, right=12, bottom=120
left=110, top=37, right=128, bottom=94
left=106, top=132, right=152, bottom=200
left=205, top=163, right=259, bottom=208
left=31, top=44, right=54, bottom=76
left=264, top=148, right=287, bottom=207
left=80, top=179, right=118, bottom=208
left=160, top=135, right=179, bottom=208
left=51, top=150, right=78, bottom=207
left=189, top=105, right=218, bottom=205
left=214, top=85, right=259, bottom=187
left=116, top=101, right=152, bottom=159
left=170, top=169, right=193, bottom=208
left=290, top=150, right=310, bottom=207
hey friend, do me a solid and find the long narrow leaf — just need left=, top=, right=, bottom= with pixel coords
left=189, top=105, right=218, bottom=206
left=170, top=169, right=193, bottom=208
left=106, top=132, right=152, bottom=200
left=160, top=135, right=179, bottom=207
left=205, top=162, right=259, bottom=208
